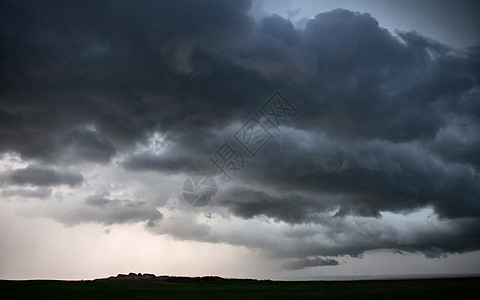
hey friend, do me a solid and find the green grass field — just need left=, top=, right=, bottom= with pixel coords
left=1, top=276, right=479, bottom=299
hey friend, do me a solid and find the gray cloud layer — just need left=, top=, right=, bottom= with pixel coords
left=0, top=187, right=52, bottom=199
left=1, top=0, right=479, bottom=268
left=2, top=165, right=84, bottom=187
left=283, top=257, right=340, bottom=270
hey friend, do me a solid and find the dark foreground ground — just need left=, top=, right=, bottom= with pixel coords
left=2, top=274, right=479, bottom=299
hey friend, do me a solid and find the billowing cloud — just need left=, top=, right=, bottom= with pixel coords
left=1, top=0, right=479, bottom=271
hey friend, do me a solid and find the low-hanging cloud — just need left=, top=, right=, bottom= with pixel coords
left=283, top=257, right=340, bottom=270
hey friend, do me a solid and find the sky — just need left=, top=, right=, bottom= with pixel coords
left=1, top=0, right=480, bottom=280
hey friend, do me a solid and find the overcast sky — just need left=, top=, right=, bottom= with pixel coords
left=1, top=0, right=480, bottom=280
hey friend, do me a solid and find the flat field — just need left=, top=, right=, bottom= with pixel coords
left=2, top=276, right=479, bottom=299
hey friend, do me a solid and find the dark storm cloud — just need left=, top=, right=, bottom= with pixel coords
left=225, top=133, right=480, bottom=219
left=0, top=0, right=256, bottom=162
left=1, top=0, right=480, bottom=264
left=1, top=2, right=478, bottom=158
left=283, top=257, right=339, bottom=270
left=121, top=126, right=237, bottom=173
left=299, top=216, right=480, bottom=260
left=2, top=165, right=83, bottom=187
left=298, top=13, right=477, bottom=142
left=151, top=205, right=480, bottom=264
left=123, top=153, right=201, bottom=175
left=220, top=189, right=321, bottom=224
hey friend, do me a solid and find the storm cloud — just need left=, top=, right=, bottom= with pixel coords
left=283, top=257, right=340, bottom=270
left=2, top=165, right=84, bottom=187
left=1, top=0, right=479, bottom=270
